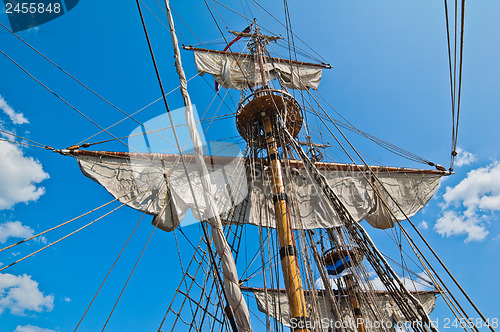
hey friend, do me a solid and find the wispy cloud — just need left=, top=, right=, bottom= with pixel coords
left=0, top=95, right=28, bottom=125
left=0, top=141, right=49, bottom=210
left=14, top=325, right=57, bottom=332
left=419, top=220, right=429, bottom=230
left=454, top=147, right=477, bottom=167
left=435, top=161, right=500, bottom=242
left=435, top=210, right=488, bottom=242
left=0, top=221, right=46, bottom=244
left=0, top=273, right=54, bottom=316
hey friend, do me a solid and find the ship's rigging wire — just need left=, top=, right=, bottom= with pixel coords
left=77, top=114, right=236, bottom=148
left=73, top=210, right=146, bottom=331
left=0, top=175, right=162, bottom=270
left=0, top=0, right=480, bottom=329
left=0, top=202, right=127, bottom=273
left=298, top=86, right=460, bottom=327
left=100, top=206, right=162, bottom=331
left=0, top=33, right=240, bottom=165
left=0, top=21, right=179, bottom=149
left=135, top=2, right=248, bottom=330
left=0, top=49, right=156, bottom=153
left=0, top=189, right=133, bottom=254
left=307, top=86, right=493, bottom=330
left=0, top=128, right=55, bottom=150
left=0, top=138, right=47, bottom=149
left=312, top=90, right=437, bottom=166
left=445, top=0, right=466, bottom=172
left=213, top=0, right=327, bottom=64
left=1, top=19, right=237, bottom=155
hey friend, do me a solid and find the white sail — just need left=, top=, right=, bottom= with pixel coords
left=77, top=152, right=247, bottom=231
left=193, top=50, right=323, bottom=90
left=224, top=164, right=442, bottom=229
left=76, top=152, right=442, bottom=231
left=246, top=287, right=437, bottom=330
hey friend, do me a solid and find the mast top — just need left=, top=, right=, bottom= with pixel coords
left=228, top=30, right=283, bottom=42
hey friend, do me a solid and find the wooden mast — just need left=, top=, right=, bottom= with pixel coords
left=253, top=26, right=310, bottom=331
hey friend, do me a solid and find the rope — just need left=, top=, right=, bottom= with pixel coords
left=0, top=49, right=137, bottom=152
left=135, top=2, right=244, bottom=331
left=163, top=1, right=252, bottom=329
left=0, top=21, right=177, bottom=150
left=310, top=86, right=494, bottom=331
left=74, top=211, right=145, bottom=331
left=0, top=194, right=127, bottom=254
left=0, top=129, right=54, bottom=150
left=100, top=212, right=159, bottom=331
left=448, top=0, right=466, bottom=172
left=0, top=203, right=126, bottom=272
left=312, top=91, right=437, bottom=166
left=0, top=138, right=50, bottom=150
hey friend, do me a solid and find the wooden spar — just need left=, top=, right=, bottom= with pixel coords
left=253, top=27, right=310, bottom=331
left=344, top=275, right=367, bottom=332
left=64, top=149, right=449, bottom=176
left=240, top=286, right=440, bottom=295
left=262, top=115, right=309, bottom=332
left=183, top=45, right=332, bottom=69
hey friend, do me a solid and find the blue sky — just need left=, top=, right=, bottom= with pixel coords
left=0, top=1, right=499, bottom=331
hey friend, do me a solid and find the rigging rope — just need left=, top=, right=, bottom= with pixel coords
left=0, top=203, right=126, bottom=273
left=0, top=49, right=141, bottom=153
left=310, top=86, right=494, bottom=331
left=100, top=211, right=160, bottom=331
left=446, top=0, right=466, bottom=172
left=135, top=2, right=249, bottom=331
left=0, top=128, right=55, bottom=150
left=0, top=193, right=127, bottom=254
left=74, top=211, right=145, bottom=331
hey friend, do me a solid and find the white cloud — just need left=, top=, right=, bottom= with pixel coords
left=0, top=273, right=54, bottom=315
left=0, top=221, right=33, bottom=244
left=63, top=297, right=71, bottom=302
left=0, top=141, right=49, bottom=209
left=435, top=162, right=500, bottom=242
left=454, top=147, right=477, bottom=167
left=419, top=220, right=429, bottom=230
left=0, top=95, right=28, bottom=125
left=0, top=221, right=46, bottom=244
left=443, top=162, right=500, bottom=213
left=14, top=325, right=57, bottom=332
left=435, top=210, right=488, bottom=242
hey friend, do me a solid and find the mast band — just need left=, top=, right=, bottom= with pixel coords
left=280, top=245, right=297, bottom=259
left=268, top=153, right=278, bottom=161
left=273, top=193, right=288, bottom=204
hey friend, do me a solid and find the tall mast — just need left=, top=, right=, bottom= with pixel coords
left=240, top=24, right=310, bottom=331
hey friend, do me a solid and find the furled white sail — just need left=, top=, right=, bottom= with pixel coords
left=193, top=50, right=323, bottom=90
left=164, top=2, right=253, bottom=330
left=76, top=152, right=443, bottom=231
left=246, top=287, right=437, bottom=330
